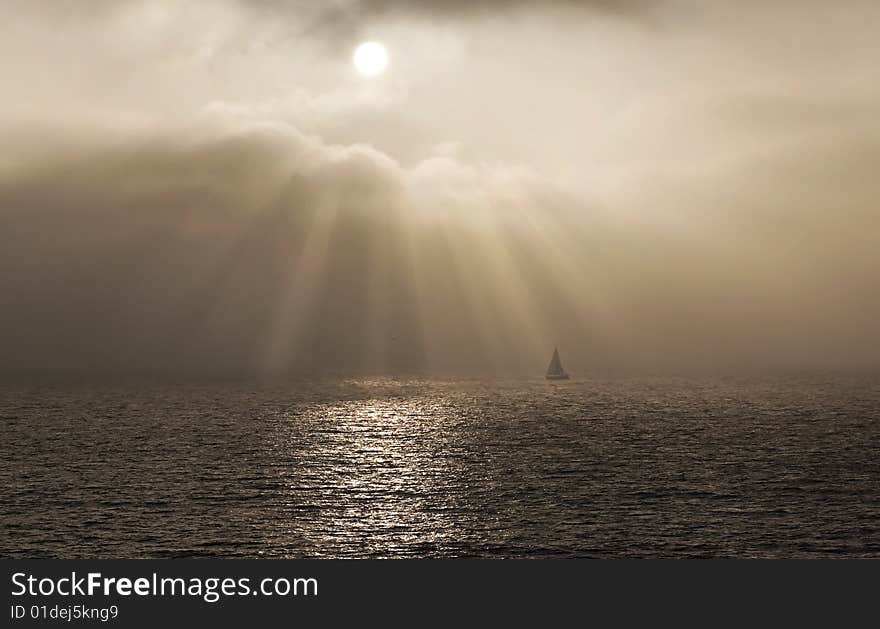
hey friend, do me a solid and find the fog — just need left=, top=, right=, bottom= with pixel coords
left=1, top=0, right=878, bottom=377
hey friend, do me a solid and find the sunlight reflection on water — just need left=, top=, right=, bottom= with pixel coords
left=2, top=376, right=879, bottom=558
left=270, top=396, right=468, bottom=557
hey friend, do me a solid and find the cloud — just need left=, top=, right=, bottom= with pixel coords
left=0, top=111, right=596, bottom=377
left=2, top=107, right=878, bottom=378
left=251, top=0, right=656, bottom=21
left=1, top=0, right=879, bottom=377
left=238, top=0, right=661, bottom=45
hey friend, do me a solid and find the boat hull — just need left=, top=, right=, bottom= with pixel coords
left=545, top=374, right=570, bottom=380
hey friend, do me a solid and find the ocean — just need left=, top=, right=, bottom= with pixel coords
left=2, top=376, right=878, bottom=558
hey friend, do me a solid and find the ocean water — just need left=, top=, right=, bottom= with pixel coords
left=1, top=376, right=878, bottom=558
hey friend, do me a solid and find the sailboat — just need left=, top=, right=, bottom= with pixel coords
left=545, top=347, right=570, bottom=380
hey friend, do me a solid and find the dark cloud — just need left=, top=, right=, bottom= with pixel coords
left=251, top=0, right=655, bottom=17
left=1, top=116, right=878, bottom=379
left=242, top=0, right=660, bottom=45
left=1, top=0, right=879, bottom=378
left=318, top=0, right=657, bottom=20
left=0, top=122, right=586, bottom=378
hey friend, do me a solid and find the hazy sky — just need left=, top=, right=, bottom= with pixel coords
left=1, top=0, right=878, bottom=377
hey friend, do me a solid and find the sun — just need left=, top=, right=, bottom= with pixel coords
left=353, top=41, right=389, bottom=77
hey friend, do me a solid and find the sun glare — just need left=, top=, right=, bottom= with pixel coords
left=353, top=41, right=389, bottom=77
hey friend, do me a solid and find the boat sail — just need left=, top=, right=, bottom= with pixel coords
left=545, top=347, right=570, bottom=380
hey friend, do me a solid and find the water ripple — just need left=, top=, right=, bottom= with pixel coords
left=1, top=376, right=879, bottom=558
